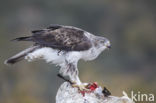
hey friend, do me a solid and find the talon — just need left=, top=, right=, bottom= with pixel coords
left=71, top=82, right=99, bottom=96
left=72, top=83, right=90, bottom=91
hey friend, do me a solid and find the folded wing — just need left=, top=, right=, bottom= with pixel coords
left=14, top=25, right=92, bottom=51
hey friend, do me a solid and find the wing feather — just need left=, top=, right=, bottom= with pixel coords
left=21, top=25, right=92, bottom=51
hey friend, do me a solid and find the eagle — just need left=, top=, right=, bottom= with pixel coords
left=5, top=24, right=111, bottom=90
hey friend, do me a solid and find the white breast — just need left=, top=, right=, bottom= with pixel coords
left=65, top=47, right=102, bottom=63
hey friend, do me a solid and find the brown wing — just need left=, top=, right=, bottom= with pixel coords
left=25, top=25, right=92, bottom=51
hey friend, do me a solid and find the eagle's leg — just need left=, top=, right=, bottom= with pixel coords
left=66, top=63, right=89, bottom=91
left=59, top=62, right=89, bottom=91
left=72, top=75, right=90, bottom=91
left=65, top=62, right=82, bottom=84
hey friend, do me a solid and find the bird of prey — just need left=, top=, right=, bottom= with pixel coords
left=5, top=24, right=111, bottom=90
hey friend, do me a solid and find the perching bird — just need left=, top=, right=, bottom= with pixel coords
left=5, top=24, right=111, bottom=90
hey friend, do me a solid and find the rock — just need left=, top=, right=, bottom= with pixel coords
left=56, top=82, right=135, bottom=103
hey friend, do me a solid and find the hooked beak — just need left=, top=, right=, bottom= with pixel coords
left=107, top=45, right=111, bottom=49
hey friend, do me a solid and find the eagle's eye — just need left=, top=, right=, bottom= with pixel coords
left=100, top=40, right=105, bottom=43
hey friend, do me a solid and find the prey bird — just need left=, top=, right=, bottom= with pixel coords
left=5, top=24, right=111, bottom=90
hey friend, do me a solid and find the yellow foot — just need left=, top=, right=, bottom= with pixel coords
left=72, top=83, right=90, bottom=91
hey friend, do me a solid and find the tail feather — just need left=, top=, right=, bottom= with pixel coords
left=4, top=46, right=39, bottom=65
left=12, top=36, right=32, bottom=41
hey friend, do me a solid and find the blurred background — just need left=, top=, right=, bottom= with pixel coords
left=0, top=0, right=156, bottom=103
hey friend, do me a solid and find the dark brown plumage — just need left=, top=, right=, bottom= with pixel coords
left=14, top=25, right=92, bottom=51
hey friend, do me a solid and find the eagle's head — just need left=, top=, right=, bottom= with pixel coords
left=94, top=36, right=111, bottom=50
left=101, top=37, right=111, bottom=49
